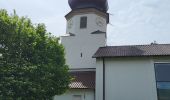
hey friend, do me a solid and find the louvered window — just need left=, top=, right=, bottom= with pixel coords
left=80, top=16, right=87, bottom=29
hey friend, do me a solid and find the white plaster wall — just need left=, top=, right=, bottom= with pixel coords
left=66, top=14, right=107, bottom=35
left=95, top=58, right=103, bottom=100
left=61, top=13, right=106, bottom=69
left=54, top=89, right=95, bottom=100
left=153, top=56, right=170, bottom=63
left=96, top=57, right=159, bottom=100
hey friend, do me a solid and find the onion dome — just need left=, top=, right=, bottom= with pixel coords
left=68, top=0, right=108, bottom=12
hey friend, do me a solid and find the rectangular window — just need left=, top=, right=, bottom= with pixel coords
left=72, top=95, right=82, bottom=100
left=80, top=16, right=87, bottom=29
left=155, top=63, right=170, bottom=100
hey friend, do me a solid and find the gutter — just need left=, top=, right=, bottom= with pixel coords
left=102, top=58, right=105, bottom=100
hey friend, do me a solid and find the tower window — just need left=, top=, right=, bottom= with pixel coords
left=80, top=16, right=87, bottom=29
left=80, top=53, right=83, bottom=58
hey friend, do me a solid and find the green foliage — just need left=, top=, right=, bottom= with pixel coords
left=0, top=9, right=71, bottom=100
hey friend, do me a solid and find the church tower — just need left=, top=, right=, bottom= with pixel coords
left=61, top=0, right=109, bottom=69
left=55, top=0, right=109, bottom=100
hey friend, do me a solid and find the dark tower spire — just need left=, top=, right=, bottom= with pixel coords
left=68, top=0, right=108, bottom=12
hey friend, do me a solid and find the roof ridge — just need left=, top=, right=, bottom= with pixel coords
left=100, top=43, right=170, bottom=48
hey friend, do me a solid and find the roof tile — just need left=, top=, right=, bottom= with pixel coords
left=69, top=71, right=95, bottom=89
left=93, top=44, right=170, bottom=58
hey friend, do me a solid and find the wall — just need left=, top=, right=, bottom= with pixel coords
left=95, top=58, right=103, bottom=100
left=95, top=57, right=170, bottom=100
left=54, top=89, right=95, bottom=100
left=61, top=13, right=106, bottom=69
left=66, top=13, right=107, bottom=36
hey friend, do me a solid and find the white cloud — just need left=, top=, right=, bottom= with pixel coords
left=107, top=0, right=170, bottom=45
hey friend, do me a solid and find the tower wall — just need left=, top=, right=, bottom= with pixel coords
left=66, top=13, right=107, bottom=35
left=61, top=9, right=108, bottom=69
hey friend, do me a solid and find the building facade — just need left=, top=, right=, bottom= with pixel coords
left=93, top=45, right=170, bottom=100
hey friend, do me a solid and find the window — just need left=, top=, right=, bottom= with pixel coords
left=155, top=63, right=170, bottom=100
left=80, top=16, right=87, bottom=29
left=72, top=95, right=82, bottom=100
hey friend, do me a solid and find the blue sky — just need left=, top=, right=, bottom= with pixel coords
left=0, top=0, right=170, bottom=46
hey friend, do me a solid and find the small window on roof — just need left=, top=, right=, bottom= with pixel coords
left=80, top=16, right=87, bottom=29
left=72, top=95, right=82, bottom=100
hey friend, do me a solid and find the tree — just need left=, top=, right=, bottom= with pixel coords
left=0, top=9, right=71, bottom=100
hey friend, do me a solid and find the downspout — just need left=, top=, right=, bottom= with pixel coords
left=103, top=58, right=105, bottom=100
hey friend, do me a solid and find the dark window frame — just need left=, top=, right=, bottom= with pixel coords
left=154, top=63, right=170, bottom=100
left=80, top=16, right=87, bottom=29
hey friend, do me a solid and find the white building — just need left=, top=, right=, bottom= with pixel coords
left=54, top=0, right=170, bottom=100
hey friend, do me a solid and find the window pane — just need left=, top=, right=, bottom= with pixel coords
left=80, top=17, right=87, bottom=28
left=72, top=95, right=82, bottom=100
left=155, top=63, right=170, bottom=81
left=157, top=82, right=170, bottom=100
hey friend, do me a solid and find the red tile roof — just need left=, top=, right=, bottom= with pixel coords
left=69, top=71, right=95, bottom=89
left=93, top=44, right=170, bottom=58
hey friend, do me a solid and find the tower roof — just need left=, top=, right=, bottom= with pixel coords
left=68, top=0, right=108, bottom=12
